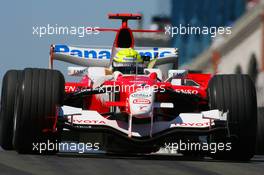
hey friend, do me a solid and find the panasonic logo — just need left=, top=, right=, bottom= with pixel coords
left=54, top=45, right=174, bottom=59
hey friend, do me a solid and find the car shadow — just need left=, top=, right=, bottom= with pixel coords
left=56, top=152, right=264, bottom=163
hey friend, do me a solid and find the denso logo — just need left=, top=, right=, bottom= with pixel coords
left=54, top=45, right=174, bottom=59
left=65, top=85, right=77, bottom=93
left=133, top=99, right=151, bottom=104
left=175, top=89, right=198, bottom=95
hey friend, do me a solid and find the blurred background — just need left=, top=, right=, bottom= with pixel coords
left=0, top=0, right=263, bottom=143
left=135, top=0, right=264, bottom=113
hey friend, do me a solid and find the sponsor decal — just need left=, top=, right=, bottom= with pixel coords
left=54, top=45, right=175, bottom=59
left=174, top=122, right=211, bottom=127
left=139, top=106, right=148, bottom=111
left=175, top=89, right=199, bottom=95
left=70, top=69, right=87, bottom=75
left=65, top=85, right=77, bottom=93
left=123, top=57, right=137, bottom=61
left=131, top=93, right=152, bottom=98
left=68, top=118, right=106, bottom=125
left=133, top=99, right=151, bottom=104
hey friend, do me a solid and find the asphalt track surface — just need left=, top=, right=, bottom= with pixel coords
left=0, top=109, right=263, bottom=175
left=0, top=148, right=263, bottom=175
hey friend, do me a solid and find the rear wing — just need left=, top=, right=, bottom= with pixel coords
left=49, top=44, right=178, bottom=69
left=95, top=13, right=164, bottom=33
left=108, top=13, right=141, bottom=20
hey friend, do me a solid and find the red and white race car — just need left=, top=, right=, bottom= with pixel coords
left=0, top=14, right=257, bottom=160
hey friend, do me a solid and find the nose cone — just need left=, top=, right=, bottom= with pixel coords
left=129, top=87, right=155, bottom=117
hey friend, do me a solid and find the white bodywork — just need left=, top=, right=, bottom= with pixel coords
left=61, top=105, right=227, bottom=138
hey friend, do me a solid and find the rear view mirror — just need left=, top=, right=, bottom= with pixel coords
left=142, top=55, right=151, bottom=62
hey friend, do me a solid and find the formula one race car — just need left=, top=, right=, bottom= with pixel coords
left=0, top=14, right=257, bottom=160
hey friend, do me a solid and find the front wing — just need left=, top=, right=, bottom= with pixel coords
left=59, top=106, right=227, bottom=139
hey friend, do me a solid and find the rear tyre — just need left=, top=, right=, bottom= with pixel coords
left=208, top=74, right=257, bottom=160
left=13, top=68, right=65, bottom=154
left=0, top=70, right=22, bottom=150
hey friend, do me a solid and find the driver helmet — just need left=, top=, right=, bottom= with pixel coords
left=112, top=48, right=146, bottom=74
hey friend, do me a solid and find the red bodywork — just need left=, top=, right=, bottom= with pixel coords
left=65, top=72, right=212, bottom=116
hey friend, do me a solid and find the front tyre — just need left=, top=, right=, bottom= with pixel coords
left=0, top=70, right=22, bottom=150
left=13, top=68, right=65, bottom=154
left=208, top=74, right=257, bottom=160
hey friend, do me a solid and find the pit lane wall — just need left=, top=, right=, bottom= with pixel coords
left=183, top=4, right=264, bottom=109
